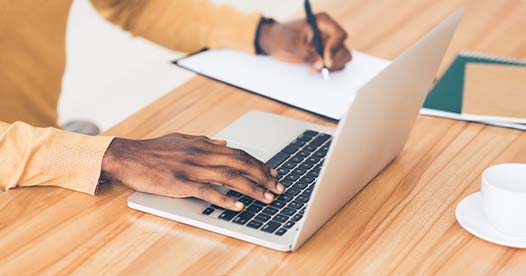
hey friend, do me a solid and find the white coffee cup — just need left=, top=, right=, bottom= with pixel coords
left=481, top=163, right=526, bottom=236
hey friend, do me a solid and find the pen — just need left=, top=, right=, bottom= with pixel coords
left=304, top=0, right=330, bottom=80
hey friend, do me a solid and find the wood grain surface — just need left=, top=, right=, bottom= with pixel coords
left=2, top=0, right=526, bottom=275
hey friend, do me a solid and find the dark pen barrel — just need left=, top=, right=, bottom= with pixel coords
left=304, top=0, right=324, bottom=57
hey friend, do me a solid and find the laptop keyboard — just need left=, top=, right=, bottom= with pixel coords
left=200, top=130, right=332, bottom=236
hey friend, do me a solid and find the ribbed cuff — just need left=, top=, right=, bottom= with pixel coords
left=255, top=17, right=276, bottom=55
left=43, top=131, right=115, bottom=195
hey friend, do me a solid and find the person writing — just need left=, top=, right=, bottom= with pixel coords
left=0, top=0, right=351, bottom=211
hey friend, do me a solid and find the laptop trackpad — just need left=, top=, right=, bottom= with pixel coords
left=225, top=142, right=273, bottom=163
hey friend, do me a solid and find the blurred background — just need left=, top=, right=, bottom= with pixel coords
left=59, top=0, right=304, bottom=131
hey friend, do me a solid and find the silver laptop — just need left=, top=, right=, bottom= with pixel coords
left=128, top=8, right=463, bottom=252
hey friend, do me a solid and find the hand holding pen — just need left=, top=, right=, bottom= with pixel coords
left=304, top=0, right=331, bottom=79
left=257, top=4, right=352, bottom=76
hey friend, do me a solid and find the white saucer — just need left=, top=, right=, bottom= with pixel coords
left=456, top=192, right=526, bottom=248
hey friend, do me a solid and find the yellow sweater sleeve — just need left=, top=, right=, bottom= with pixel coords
left=90, top=0, right=262, bottom=54
left=0, top=121, right=114, bottom=195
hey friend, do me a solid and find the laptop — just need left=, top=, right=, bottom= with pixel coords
left=128, top=8, right=463, bottom=252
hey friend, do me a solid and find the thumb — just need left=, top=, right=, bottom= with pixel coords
left=310, top=57, right=324, bottom=73
left=208, top=139, right=228, bottom=146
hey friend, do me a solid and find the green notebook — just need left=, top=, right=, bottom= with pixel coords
left=421, top=52, right=526, bottom=130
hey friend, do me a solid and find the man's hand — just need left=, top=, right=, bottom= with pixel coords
left=101, top=133, right=284, bottom=211
left=258, top=13, right=352, bottom=72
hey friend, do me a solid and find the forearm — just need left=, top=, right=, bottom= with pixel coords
left=0, top=121, right=114, bottom=195
left=90, top=0, right=261, bottom=53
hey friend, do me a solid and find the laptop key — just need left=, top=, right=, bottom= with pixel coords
left=282, top=162, right=297, bottom=169
left=289, top=156, right=302, bottom=163
left=233, top=211, right=255, bottom=225
left=211, top=204, right=225, bottom=210
left=307, top=170, right=319, bottom=178
left=289, top=201, right=303, bottom=209
left=299, top=176, right=315, bottom=184
left=297, top=134, right=314, bottom=142
left=284, top=188, right=301, bottom=196
left=303, top=130, right=318, bottom=137
left=202, top=207, right=215, bottom=215
left=290, top=155, right=304, bottom=163
left=226, top=190, right=243, bottom=198
left=304, top=145, right=317, bottom=152
left=284, top=221, right=295, bottom=229
left=310, top=133, right=331, bottom=147
left=218, top=210, right=240, bottom=221
left=266, top=151, right=290, bottom=169
left=303, top=158, right=317, bottom=166
left=253, top=200, right=265, bottom=207
left=282, top=145, right=300, bottom=154
left=246, top=205, right=262, bottom=213
left=292, top=214, right=303, bottom=221
left=297, top=195, right=310, bottom=203
left=262, top=207, right=279, bottom=215
left=276, top=167, right=289, bottom=177
left=254, top=213, right=271, bottom=222
left=280, top=207, right=296, bottom=216
left=239, top=196, right=254, bottom=206
left=299, top=163, right=314, bottom=170
left=296, top=150, right=310, bottom=158
left=290, top=140, right=306, bottom=147
left=261, top=221, right=281, bottom=233
left=292, top=182, right=308, bottom=190
left=275, top=228, right=288, bottom=236
left=270, top=200, right=286, bottom=209
left=276, top=194, right=294, bottom=202
left=247, top=220, right=263, bottom=229
left=281, top=179, right=294, bottom=188
left=313, top=150, right=327, bottom=158
left=274, top=214, right=289, bottom=223
left=292, top=168, right=307, bottom=175
left=307, top=156, right=320, bottom=164
left=285, top=174, right=300, bottom=181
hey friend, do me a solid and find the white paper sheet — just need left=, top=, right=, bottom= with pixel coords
left=176, top=49, right=390, bottom=120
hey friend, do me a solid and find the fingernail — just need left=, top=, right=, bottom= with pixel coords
left=213, top=139, right=227, bottom=145
left=314, top=59, right=323, bottom=70
left=235, top=201, right=244, bottom=210
left=276, top=183, right=285, bottom=193
left=264, top=192, right=274, bottom=201
left=326, top=59, right=333, bottom=68
left=324, top=56, right=333, bottom=68
left=270, top=169, right=278, bottom=177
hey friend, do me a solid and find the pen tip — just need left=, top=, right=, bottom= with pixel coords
left=322, top=68, right=330, bottom=80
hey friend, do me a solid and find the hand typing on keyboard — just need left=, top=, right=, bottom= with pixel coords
left=204, top=130, right=332, bottom=236
left=101, top=133, right=285, bottom=211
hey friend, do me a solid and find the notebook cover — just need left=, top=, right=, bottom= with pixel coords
left=462, top=63, right=526, bottom=123
left=423, top=52, right=526, bottom=114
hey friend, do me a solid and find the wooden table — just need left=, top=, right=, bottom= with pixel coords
left=2, top=0, right=525, bottom=274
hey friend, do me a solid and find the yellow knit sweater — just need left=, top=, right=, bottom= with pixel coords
left=0, top=0, right=261, bottom=194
